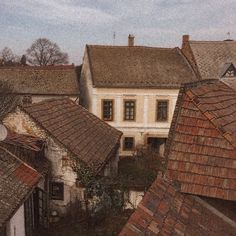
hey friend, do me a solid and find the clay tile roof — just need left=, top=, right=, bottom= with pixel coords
left=0, top=65, right=79, bottom=95
left=120, top=177, right=236, bottom=236
left=166, top=79, right=236, bottom=200
left=86, top=45, right=198, bottom=88
left=21, top=98, right=122, bottom=173
left=0, top=147, right=41, bottom=227
left=189, top=40, right=236, bottom=79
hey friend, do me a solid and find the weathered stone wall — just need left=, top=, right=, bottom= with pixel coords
left=3, top=108, right=82, bottom=217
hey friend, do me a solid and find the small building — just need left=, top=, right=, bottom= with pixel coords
left=181, top=34, right=236, bottom=80
left=3, top=98, right=122, bottom=218
left=80, top=35, right=198, bottom=156
left=0, top=146, right=43, bottom=236
left=0, top=65, right=80, bottom=104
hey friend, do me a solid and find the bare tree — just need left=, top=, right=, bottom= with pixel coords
left=0, top=47, right=19, bottom=65
left=26, top=38, right=69, bottom=66
left=0, top=81, right=19, bottom=121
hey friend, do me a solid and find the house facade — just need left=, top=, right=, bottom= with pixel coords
left=80, top=37, right=198, bottom=156
left=0, top=65, right=80, bottom=104
left=3, top=98, right=122, bottom=218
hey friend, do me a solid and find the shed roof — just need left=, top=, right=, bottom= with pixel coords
left=188, top=40, right=236, bottom=79
left=120, top=177, right=236, bottom=236
left=0, top=65, right=79, bottom=95
left=21, top=98, right=122, bottom=173
left=166, top=79, right=236, bottom=200
left=86, top=45, right=197, bottom=88
left=0, top=147, right=41, bottom=227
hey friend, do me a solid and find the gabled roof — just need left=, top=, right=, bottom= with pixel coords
left=220, top=63, right=236, bottom=77
left=86, top=45, right=197, bottom=88
left=0, top=65, right=79, bottom=95
left=0, top=147, right=41, bottom=227
left=21, top=98, right=122, bottom=173
left=187, top=40, right=236, bottom=79
left=166, top=79, right=236, bottom=200
left=120, top=177, right=236, bottom=236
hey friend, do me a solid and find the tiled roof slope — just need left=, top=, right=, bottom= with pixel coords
left=120, top=177, right=236, bottom=236
left=21, top=98, right=122, bottom=173
left=166, top=79, right=236, bottom=201
left=0, top=147, right=41, bottom=227
left=0, top=65, right=79, bottom=95
left=188, top=40, right=236, bottom=79
left=87, top=45, right=198, bottom=88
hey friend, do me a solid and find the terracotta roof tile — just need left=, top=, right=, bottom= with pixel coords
left=166, top=79, right=236, bottom=200
left=0, top=147, right=41, bottom=227
left=21, top=98, right=122, bottom=173
left=86, top=45, right=198, bottom=88
left=120, top=177, right=236, bottom=236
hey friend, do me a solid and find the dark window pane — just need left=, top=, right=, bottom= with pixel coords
left=124, top=101, right=135, bottom=120
left=102, top=100, right=113, bottom=121
left=157, top=101, right=168, bottom=121
left=51, top=182, right=64, bottom=200
left=123, top=137, right=134, bottom=150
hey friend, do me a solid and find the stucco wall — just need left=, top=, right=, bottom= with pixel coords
left=6, top=205, right=25, bottom=236
left=87, top=87, right=178, bottom=156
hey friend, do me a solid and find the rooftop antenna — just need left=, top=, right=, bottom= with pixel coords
left=113, top=32, right=116, bottom=45
left=227, top=32, right=231, bottom=39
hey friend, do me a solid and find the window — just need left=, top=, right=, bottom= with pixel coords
left=102, top=100, right=113, bottom=121
left=123, top=137, right=135, bottom=150
left=124, top=100, right=136, bottom=121
left=51, top=182, right=64, bottom=200
left=156, top=100, right=168, bottom=121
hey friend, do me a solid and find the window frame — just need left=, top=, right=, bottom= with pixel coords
left=50, top=182, right=64, bottom=200
left=102, top=99, right=114, bottom=121
left=123, top=99, right=136, bottom=121
left=123, top=137, right=135, bottom=151
left=156, top=100, right=169, bottom=122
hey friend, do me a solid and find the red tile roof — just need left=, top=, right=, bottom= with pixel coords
left=0, top=147, right=41, bottom=227
left=120, top=177, right=236, bottom=236
left=166, top=79, right=236, bottom=200
left=21, top=98, right=122, bottom=173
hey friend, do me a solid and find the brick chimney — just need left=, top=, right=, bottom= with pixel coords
left=182, top=34, right=190, bottom=49
left=128, top=34, right=135, bottom=46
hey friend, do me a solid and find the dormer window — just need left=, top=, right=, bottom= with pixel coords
left=221, top=63, right=236, bottom=78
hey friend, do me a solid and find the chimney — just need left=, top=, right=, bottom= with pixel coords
left=182, top=34, right=190, bottom=49
left=128, top=34, right=135, bottom=46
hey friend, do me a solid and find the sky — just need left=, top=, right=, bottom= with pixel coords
left=0, top=0, right=236, bottom=65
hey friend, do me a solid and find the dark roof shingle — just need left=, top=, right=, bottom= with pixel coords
left=166, top=79, right=236, bottom=200
left=86, top=45, right=197, bottom=88
left=0, top=65, right=79, bottom=95
left=120, top=177, right=236, bottom=236
left=188, top=40, right=236, bottom=79
left=0, top=147, right=41, bottom=227
left=21, top=98, right=122, bottom=173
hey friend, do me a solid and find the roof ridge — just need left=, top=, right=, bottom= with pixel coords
left=186, top=85, right=236, bottom=149
left=190, top=40, right=236, bottom=44
left=87, top=44, right=175, bottom=50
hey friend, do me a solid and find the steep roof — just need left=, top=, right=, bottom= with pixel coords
left=86, top=45, right=197, bottom=88
left=0, top=147, right=41, bottom=227
left=188, top=40, right=236, bottom=79
left=120, top=177, right=236, bottom=236
left=166, top=79, right=236, bottom=201
left=0, top=65, right=79, bottom=95
left=21, top=98, right=122, bottom=173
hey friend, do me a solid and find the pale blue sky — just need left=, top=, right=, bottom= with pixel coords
left=0, top=0, right=236, bottom=64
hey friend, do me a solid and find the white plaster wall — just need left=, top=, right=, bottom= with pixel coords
left=6, top=205, right=25, bottom=236
left=124, top=190, right=144, bottom=209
